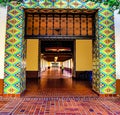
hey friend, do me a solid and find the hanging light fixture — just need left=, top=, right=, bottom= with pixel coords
left=54, top=56, right=58, bottom=62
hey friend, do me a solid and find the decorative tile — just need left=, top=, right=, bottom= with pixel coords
left=69, top=0, right=82, bottom=8
left=54, top=0, right=68, bottom=8
left=4, top=0, right=116, bottom=95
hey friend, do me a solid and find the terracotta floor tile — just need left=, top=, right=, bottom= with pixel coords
left=0, top=97, right=115, bottom=114
left=0, top=69, right=120, bottom=114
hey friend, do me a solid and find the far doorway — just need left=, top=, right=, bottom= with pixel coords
left=40, top=40, right=74, bottom=79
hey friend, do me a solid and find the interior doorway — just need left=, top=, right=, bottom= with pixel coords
left=24, top=39, right=96, bottom=97
left=40, top=40, right=74, bottom=79
left=24, top=9, right=96, bottom=97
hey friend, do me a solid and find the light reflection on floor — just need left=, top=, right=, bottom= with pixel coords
left=24, top=68, right=97, bottom=97
left=41, top=67, right=72, bottom=79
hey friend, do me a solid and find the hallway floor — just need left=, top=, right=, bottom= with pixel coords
left=24, top=68, right=96, bottom=97
left=0, top=68, right=120, bottom=114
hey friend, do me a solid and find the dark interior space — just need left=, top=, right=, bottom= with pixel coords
left=76, top=71, right=92, bottom=81
left=41, top=40, right=74, bottom=62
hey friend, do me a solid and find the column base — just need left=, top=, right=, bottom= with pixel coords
left=98, top=94, right=117, bottom=97
left=116, top=79, right=120, bottom=96
left=0, top=79, right=3, bottom=96
left=3, top=94, right=21, bottom=98
left=92, top=89, right=117, bottom=97
left=3, top=90, right=25, bottom=97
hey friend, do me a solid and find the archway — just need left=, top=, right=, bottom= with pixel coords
left=3, top=1, right=116, bottom=97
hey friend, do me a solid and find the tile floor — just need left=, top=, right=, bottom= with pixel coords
left=25, top=68, right=96, bottom=97
left=24, top=78, right=97, bottom=97
left=0, top=97, right=120, bottom=115
left=1, top=68, right=120, bottom=115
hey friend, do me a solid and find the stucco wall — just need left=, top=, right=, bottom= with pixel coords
left=0, top=7, right=7, bottom=79
left=114, top=10, right=120, bottom=79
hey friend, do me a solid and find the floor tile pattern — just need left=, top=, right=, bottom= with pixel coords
left=0, top=97, right=120, bottom=115
left=24, top=88, right=97, bottom=98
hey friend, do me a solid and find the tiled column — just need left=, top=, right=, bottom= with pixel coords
left=4, top=3, right=24, bottom=96
left=98, top=6, right=116, bottom=95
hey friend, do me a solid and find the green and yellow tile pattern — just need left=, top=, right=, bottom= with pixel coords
left=4, top=0, right=116, bottom=94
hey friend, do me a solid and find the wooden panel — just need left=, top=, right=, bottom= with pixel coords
left=26, top=14, right=33, bottom=35
left=25, top=13, right=94, bottom=37
left=88, top=17, right=93, bottom=35
left=26, top=71, right=39, bottom=78
left=40, top=15, right=46, bottom=35
left=61, top=15, right=67, bottom=35
left=74, top=15, right=80, bottom=35
left=33, top=14, right=39, bottom=35
left=68, top=15, right=73, bottom=35
left=81, top=15, right=87, bottom=36
left=0, top=79, right=3, bottom=95
left=54, top=15, right=60, bottom=35
left=47, top=15, right=53, bottom=35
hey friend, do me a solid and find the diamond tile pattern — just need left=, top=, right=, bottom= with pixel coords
left=4, top=1, right=116, bottom=94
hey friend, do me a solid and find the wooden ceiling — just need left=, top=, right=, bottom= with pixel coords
left=42, top=53, right=72, bottom=62
left=25, top=9, right=97, bottom=14
left=41, top=40, right=74, bottom=62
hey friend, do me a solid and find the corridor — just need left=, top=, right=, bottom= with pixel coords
left=40, top=67, right=72, bottom=79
